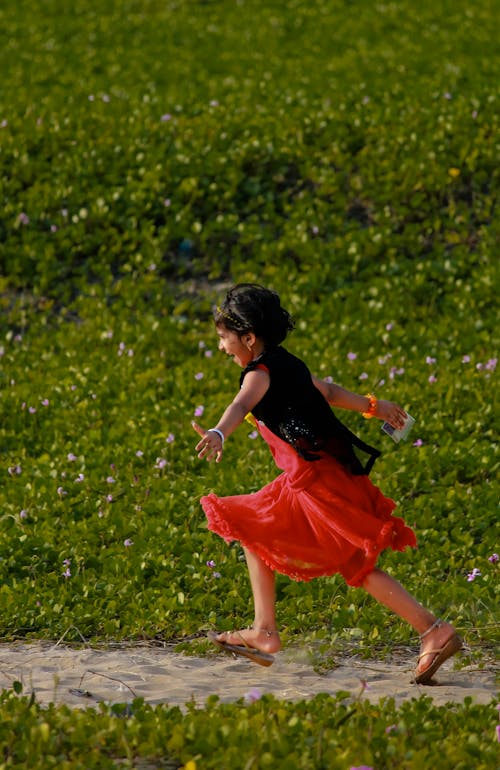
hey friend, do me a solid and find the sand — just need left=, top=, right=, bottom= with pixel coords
left=0, top=639, right=497, bottom=710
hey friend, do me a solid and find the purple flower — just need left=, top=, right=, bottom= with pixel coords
left=385, top=322, right=394, bottom=331
left=194, top=405, right=204, bottom=417
left=244, top=687, right=262, bottom=703
left=213, top=572, right=221, bottom=578
left=428, top=374, right=438, bottom=384
left=50, top=224, right=58, bottom=233
left=41, top=399, right=49, bottom=407
left=349, top=766, right=374, bottom=770
left=155, top=458, right=167, bottom=469
left=57, top=486, right=66, bottom=496
left=462, top=355, right=471, bottom=363
left=106, top=476, right=115, bottom=484
left=62, top=568, right=71, bottom=578
left=485, top=358, right=497, bottom=371
left=204, top=350, right=213, bottom=358
left=496, top=725, right=500, bottom=742
left=161, top=114, right=172, bottom=122
left=194, top=372, right=204, bottom=380
left=20, top=510, right=28, bottom=520
left=248, top=431, right=258, bottom=439
left=467, top=568, right=481, bottom=582
left=206, top=560, right=216, bottom=568
left=164, top=198, right=171, bottom=207
left=8, top=465, right=22, bottom=476
left=75, top=473, right=84, bottom=483
left=426, top=356, right=437, bottom=365
left=136, top=450, right=144, bottom=457
left=359, top=372, right=369, bottom=381
left=63, top=559, right=71, bottom=567
left=18, top=212, right=30, bottom=225
left=413, top=438, right=424, bottom=447
left=347, top=352, right=357, bottom=360
left=488, top=553, right=499, bottom=563
left=67, top=453, right=77, bottom=462
left=28, top=406, right=37, bottom=414
left=198, top=341, right=206, bottom=349
left=106, top=494, right=113, bottom=503
left=385, top=724, right=397, bottom=734
left=124, top=538, right=134, bottom=547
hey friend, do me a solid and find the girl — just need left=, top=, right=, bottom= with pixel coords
left=193, top=283, right=462, bottom=683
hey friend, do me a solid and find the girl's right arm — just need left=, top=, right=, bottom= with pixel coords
left=193, top=368, right=270, bottom=462
left=312, top=376, right=407, bottom=429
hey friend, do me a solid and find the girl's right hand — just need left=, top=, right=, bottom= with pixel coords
left=375, top=400, right=407, bottom=430
left=192, top=421, right=224, bottom=463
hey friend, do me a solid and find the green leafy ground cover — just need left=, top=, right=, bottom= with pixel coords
left=1, top=689, right=499, bottom=770
left=0, top=0, right=498, bottom=766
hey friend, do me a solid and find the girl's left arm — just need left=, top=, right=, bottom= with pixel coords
left=312, top=376, right=407, bottom=429
left=193, top=368, right=270, bottom=462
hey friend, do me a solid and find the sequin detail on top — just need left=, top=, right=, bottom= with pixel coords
left=278, top=412, right=324, bottom=461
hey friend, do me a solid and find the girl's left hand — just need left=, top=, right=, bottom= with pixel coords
left=192, top=421, right=224, bottom=463
left=375, top=400, right=408, bottom=429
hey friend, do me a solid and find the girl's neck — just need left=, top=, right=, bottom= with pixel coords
left=251, top=339, right=266, bottom=360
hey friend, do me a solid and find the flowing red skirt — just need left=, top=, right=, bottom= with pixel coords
left=200, top=422, right=417, bottom=587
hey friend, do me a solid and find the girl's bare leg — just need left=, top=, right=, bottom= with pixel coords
left=216, top=547, right=281, bottom=653
left=362, top=568, right=459, bottom=675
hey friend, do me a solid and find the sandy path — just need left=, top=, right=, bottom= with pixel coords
left=0, top=641, right=497, bottom=710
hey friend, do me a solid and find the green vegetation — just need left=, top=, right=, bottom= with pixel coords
left=0, top=0, right=498, bottom=766
left=1, top=688, right=498, bottom=770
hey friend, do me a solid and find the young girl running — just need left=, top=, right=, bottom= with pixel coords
left=192, top=283, right=462, bottom=683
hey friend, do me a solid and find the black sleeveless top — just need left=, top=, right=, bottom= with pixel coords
left=240, top=346, right=380, bottom=475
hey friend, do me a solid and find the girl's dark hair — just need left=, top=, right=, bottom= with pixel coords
left=214, top=283, right=295, bottom=346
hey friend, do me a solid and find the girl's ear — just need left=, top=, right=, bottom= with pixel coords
left=244, top=332, right=256, bottom=350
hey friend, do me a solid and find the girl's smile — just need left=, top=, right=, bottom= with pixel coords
left=216, top=326, right=264, bottom=368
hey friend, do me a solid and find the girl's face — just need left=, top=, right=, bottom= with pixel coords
left=216, top=325, right=260, bottom=368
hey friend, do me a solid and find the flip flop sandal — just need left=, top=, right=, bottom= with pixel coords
left=414, top=633, right=463, bottom=684
left=207, top=631, right=275, bottom=667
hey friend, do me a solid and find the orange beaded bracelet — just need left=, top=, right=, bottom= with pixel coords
left=362, top=393, right=377, bottom=418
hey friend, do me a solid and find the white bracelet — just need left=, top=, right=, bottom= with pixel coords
left=207, top=428, right=225, bottom=445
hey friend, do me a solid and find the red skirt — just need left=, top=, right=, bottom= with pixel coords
left=200, top=422, right=417, bottom=587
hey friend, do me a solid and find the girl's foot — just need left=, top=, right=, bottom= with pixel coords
left=216, top=627, right=281, bottom=654
left=415, top=619, right=462, bottom=684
